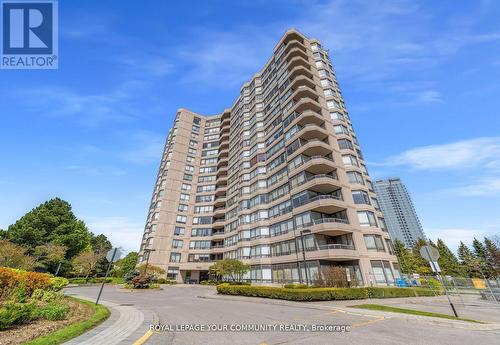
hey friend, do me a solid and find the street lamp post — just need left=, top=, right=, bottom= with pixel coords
left=300, top=229, right=311, bottom=285
left=143, top=248, right=156, bottom=276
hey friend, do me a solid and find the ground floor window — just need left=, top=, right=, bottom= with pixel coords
left=167, top=267, right=179, bottom=280
left=370, top=260, right=395, bottom=285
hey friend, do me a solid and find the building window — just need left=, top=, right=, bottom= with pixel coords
left=338, top=138, right=353, bottom=150
left=183, top=173, right=193, bottom=181
left=347, top=171, right=364, bottom=185
left=352, top=190, right=370, bottom=205
left=174, top=227, right=185, bottom=235
left=364, top=235, right=385, bottom=252
left=170, top=253, right=181, bottom=262
left=342, top=155, right=358, bottom=167
left=378, top=218, right=388, bottom=232
left=176, top=215, right=187, bottom=224
left=357, top=211, right=377, bottom=227
left=178, top=204, right=188, bottom=212
left=180, top=193, right=190, bottom=201
left=172, top=239, right=183, bottom=249
left=167, top=267, right=179, bottom=280
left=181, top=183, right=191, bottom=191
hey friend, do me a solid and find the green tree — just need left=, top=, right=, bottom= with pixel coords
left=71, top=249, right=105, bottom=280
left=0, top=239, right=35, bottom=270
left=6, top=198, right=92, bottom=259
left=111, top=252, right=139, bottom=277
left=33, top=243, right=67, bottom=273
left=435, top=238, right=461, bottom=276
left=90, top=233, right=113, bottom=276
left=457, top=241, right=480, bottom=277
left=484, top=237, right=500, bottom=278
left=393, top=239, right=417, bottom=274
left=209, top=259, right=250, bottom=282
left=411, top=239, right=432, bottom=275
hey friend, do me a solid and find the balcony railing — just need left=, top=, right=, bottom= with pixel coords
left=317, top=244, right=355, bottom=250
left=313, top=217, right=349, bottom=225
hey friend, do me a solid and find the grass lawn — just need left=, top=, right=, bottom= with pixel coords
left=23, top=297, right=110, bottom=345
left=349, top=304, right=483, bottom=323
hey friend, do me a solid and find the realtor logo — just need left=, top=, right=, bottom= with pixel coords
left=1, top=0, right=58, bottom=69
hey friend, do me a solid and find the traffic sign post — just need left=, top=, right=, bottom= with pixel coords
left=96, top=247, right=123, bottom=305
left=420, top=245, right=458, bottom=317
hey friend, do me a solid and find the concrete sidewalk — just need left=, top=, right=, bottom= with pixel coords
left=64, top=294, right=156, bottom=345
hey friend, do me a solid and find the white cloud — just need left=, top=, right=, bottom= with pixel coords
left=14, top=87, right=134, bottom=127
left=453, top=177, right=500, bottom=196
left=383, top=137, right=500, bottom=170
left=118, top=130, right=164, bottom=165
left=87, top=216, right=144, bottom=253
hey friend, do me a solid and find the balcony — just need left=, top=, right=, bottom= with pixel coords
left=289, top=65, right=314, bottom=82
left=288, top=138, right=332, bottom=158
left=287, top=55, right=310, bottom=71
left=213, top=196, right=226, bottom=207
left=282, top=47, right=309, bottom=67
left=293, top=190, right=345, bottom=214
left=283, top=37, right=306, bottom=54
left=215, top=185, right=227, bottom=196
left=288, top=97, right=322, bottom=116
left=296, top=123, right=328, bottom=141
left=212, top=218, right=225, bottom=229
left=213, top=207, right=225, bottom=217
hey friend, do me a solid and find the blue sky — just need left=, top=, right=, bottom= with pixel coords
left=0, top=0, right=499, bottom=253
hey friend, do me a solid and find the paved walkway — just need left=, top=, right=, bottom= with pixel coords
left=64, top=292, right=155, bottom=345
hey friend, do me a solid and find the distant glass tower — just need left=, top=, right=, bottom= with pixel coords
left=373, top=178, right=426, bottom=248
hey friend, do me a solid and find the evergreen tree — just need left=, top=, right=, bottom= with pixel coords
left=411, top=239, right=432, bottom=275
left=484, top=237, right=500, bottom=278
left=472, top=238, right=488, bottom=261
left=6, top=198, right=92, bottom=259
left=457, top=241, right=479, bottom=278
left=393, top=239, right=417, bottom=274
left=436, top=238, right=461, bottom=276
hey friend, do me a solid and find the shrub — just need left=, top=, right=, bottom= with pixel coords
left=200, top=280, right=219, bottom=285
left=0, top=267, right=19, bottom=290
left=48, top=277, right=69, bottom=291
left=155, top=278, right=177, bottom=284
left=41, top=290, right=64, bottom=303
left=0, top=303, right=36, bottom=330
left=9, top=286, right=28, bottom=303
left=419, top=278, right=443, bottom=293
left=20, top=271, right=50, bottom=296
left=217, top=284, right=368, bottom=301
left=367, top=287, right=438, bottom=298
left=284, top=284, right=308, bottom=289
left=316, top=266, right=350, bottom=288
left=31, top=288, right=45, bottom=301
left=131, top=274, right=152, bottom=289
left=124, top=270, right=140, bottom=283
left=33, top=302, right=69, bottom=321
left=216, top=284, right=439, bottom=301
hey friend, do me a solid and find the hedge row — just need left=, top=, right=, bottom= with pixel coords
left=216, top=284, right=438, bottom=301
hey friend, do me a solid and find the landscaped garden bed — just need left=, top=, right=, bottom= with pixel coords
left=0, top=267, right=109, bottom=345
left=216, top=283, right=439, bottom=301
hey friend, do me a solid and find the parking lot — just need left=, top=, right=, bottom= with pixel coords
left=65, top=284, right=500, bottom=345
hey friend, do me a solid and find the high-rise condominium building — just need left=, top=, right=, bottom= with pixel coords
left=373, top=178, right=426, bottom=248
left=138, top=29, right=399, bottom=286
